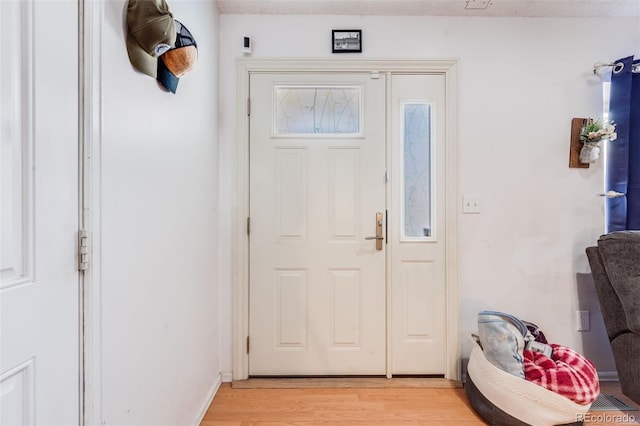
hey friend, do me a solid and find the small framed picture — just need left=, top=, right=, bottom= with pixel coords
left=332, top=30, right=362, bottom=53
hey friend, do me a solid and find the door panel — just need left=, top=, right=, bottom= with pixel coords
left=390, top=74, right=446, bottom=374
left=249, top=73, right=386, bottom=375
left=0, top=1, right=79, bottom=423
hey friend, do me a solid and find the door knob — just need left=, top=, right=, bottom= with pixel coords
left=364, top=212, right=383, bottom=250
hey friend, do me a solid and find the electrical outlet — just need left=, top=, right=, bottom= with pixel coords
left=577, top=310, right=590, bottom=331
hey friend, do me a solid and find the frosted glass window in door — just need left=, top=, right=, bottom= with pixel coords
left=403, top=103, right=433, bottom=239
left=275, top=86, right=361, bottom=135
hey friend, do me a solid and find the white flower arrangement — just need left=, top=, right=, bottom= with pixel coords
left=581, top=119, right=617, bottom=144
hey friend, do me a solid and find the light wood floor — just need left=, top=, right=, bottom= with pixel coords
left=200, top=380, right=639, bottom=426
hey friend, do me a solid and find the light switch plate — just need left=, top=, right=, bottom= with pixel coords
left=463, top=196, right=480, bottom=214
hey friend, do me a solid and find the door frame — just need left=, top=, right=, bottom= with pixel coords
left=79, top=0, right=102, bottom=424
left=233, top=58, right=459, bottom=381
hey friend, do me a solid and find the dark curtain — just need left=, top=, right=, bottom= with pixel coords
left=606, top=55, right=640, bottom=232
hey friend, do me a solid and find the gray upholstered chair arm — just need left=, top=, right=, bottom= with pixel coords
left=597, top=231, right=640, bottom=333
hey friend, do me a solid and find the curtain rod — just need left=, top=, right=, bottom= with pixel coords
left=593, top=61, right=624, bottom=74
left=593, top=61, right=640, bottom=74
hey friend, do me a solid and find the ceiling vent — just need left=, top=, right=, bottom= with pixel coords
left=465, top=0, right=492, bottom=10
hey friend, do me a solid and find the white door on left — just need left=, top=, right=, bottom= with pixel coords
left=1, top=1, right=80, bottom=424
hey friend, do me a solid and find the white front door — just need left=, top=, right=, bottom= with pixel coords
left=246, top=67, right=451, bottom=377
left=0, top=1, right=80, bottom=423
left=249, top=73, right=387, bottom=375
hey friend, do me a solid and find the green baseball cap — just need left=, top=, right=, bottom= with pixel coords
left=126, top=0, right=177, bottom=79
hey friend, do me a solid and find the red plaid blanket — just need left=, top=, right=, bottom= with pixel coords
left=524, top=344, right=600, bottom=405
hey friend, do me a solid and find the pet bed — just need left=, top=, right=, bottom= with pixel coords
left=466, top=337, right=591, bottom=426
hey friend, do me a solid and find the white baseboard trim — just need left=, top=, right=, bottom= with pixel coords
left=221, top=371, right=233, bottom=383
left=192, top=373, right=222, bottom=426
left=598, top=371, right=619, bottom=382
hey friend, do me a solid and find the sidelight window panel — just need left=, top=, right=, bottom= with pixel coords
left=402, top=102, right=433, bottom=240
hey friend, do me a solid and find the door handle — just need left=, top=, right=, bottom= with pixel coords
left=364, top=212, right=383, bottom=250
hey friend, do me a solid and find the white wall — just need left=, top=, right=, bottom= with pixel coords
left=97, top=1, right=220, bottom=424
left=218, top=14, right=640, bottom=375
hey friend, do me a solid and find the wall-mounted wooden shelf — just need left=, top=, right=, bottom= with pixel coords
left=569, top=117, right=589, bottom=168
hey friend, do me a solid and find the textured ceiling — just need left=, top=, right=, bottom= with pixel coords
left=215, top=0, right=640, bottom=17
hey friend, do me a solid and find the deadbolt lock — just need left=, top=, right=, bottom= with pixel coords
left=365, top=212, right=384, bottom=250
